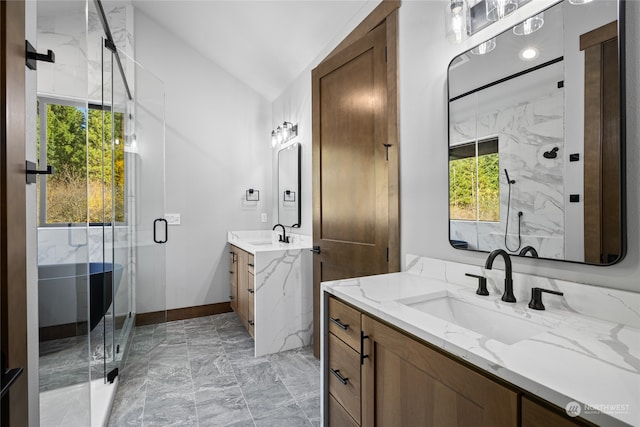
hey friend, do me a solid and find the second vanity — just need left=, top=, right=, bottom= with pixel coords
left=228, top=230, right=312, bottom=357
left=321, top=255, right=640, bottom=427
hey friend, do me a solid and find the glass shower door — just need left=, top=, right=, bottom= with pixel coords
left=125, top=52, right=168, bottom=343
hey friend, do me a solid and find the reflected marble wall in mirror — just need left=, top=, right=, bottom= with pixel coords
left=447, top=0, right=625, bottom=265
left=278, top=143, right=301, bottom=227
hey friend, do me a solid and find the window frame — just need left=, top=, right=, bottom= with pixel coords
left=37, top=95, right=127, bottom=227
left=449, top=136, right=500, bottom=223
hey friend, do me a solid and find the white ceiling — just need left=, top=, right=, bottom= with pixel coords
left=132, top=0, right=375, bottom=101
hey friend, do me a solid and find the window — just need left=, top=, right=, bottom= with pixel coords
left=37, top=98, right=125, bottom=225
left=449, top=137, right=499, bottom=222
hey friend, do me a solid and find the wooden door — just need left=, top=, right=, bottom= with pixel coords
left=1, top=0, right=29, bottom=424
left=312, top=6, right=399, bottom=357
left=361, top=315, right=518, bottom=427
left=582, top=21, right=621, bottom=264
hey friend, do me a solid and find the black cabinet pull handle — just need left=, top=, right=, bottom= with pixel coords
left=248, top=288, right=254, bottom=294
left=248, top=320, right=254, bottom=326
left=329, top=368, right=349, bottom=385
left=360, top=331, right=370, bottom=365
left=248, top=263, right=254, bottom=267
left=329, top=317, right=349, bottom=330
left=311, top=246, right=321, bottom=254
left=229, top=296, right=234, bottom=300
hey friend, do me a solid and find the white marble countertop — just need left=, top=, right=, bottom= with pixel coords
left=322, top=271, right=640, bottom=427
left=227, top=230, right=312, bottom=255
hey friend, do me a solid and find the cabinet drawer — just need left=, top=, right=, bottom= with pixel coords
left=328, top=297, right=361, bottom=351
left=247, top=254, right=254, bottom=274
left=329, top=394, right=359, bottom=427
left=329, top=333, right=360, bottom=424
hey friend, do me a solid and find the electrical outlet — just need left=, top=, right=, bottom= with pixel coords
left=261, top=213, right=267, bottom=223
left=165, top=213, right=181, bottom=225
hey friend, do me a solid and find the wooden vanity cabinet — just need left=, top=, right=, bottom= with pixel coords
left=361, top=314, right=518, bottom=426
left=326, top=295, right=518, bottom=427
left=230, top=245, right=254, bottom=333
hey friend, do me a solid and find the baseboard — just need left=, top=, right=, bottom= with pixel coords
left=136, top=302, right=232, bottom=326
left=168, top=302, right=232, bottom=321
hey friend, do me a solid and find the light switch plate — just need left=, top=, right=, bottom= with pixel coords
left=261, top=213, right=267, bottom=223
left=165, top=213, right=181, bottom=225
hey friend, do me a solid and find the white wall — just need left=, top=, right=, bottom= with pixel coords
left=399, top=0, right=640, bottom=293
left=134, top=10, right=272, bottom=310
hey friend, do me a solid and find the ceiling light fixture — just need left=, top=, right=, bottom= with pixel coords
left=471, top=38, right=497, bottom=55
left=271, top=121, right=298, bottom=148
left=519, top=47, right=539, bottom=61
left=513, top=12, right=544, bottom=36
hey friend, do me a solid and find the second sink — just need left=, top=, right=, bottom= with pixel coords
left=403, top=293, right=552, bottom=345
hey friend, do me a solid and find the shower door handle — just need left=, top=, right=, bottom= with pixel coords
left=153, top=218, right=168, bottom=244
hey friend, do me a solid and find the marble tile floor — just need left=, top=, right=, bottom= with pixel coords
left=39, top=317, right=124, bottom=392
left=108, top=312, right=321, bottom=426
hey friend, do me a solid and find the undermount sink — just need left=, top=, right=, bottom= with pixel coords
left=403, top=294, right=552, bottom=345
left=248, top=241, right=274, bottom=246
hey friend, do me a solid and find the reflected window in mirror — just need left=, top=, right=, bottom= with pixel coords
left=449, top=138, right=500, bottom=223
left=277, top=143, right=301, bottom=228
left=447, top=0, right=625, bottom=266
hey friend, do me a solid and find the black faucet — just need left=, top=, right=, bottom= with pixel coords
left=519, top=246, right=539, bottom=258
left=485, top=249, right=516, bottom=303
left=272, top=224, right=289, bottom=243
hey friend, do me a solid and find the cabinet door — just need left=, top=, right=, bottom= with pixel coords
left=522, top=397, right=593, bottom=427
left=237, top=249, right=248, bottom=328
left=361, top=315, right=518, bottom=427
left=247, top=270, right=255, bottom=338
left=229, top=247, right=238, bottom=312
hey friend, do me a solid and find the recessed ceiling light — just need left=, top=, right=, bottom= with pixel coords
left=519, top=47, right=539, bottom=61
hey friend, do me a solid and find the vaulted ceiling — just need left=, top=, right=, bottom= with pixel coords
left=132, top=1, right=376, bottom=101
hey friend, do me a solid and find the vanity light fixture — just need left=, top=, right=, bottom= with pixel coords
left=486, top=0, right=518, bottom=22
left=270, top=121, right=298, bottom=148
left=513, top=12, right=544, bottom=36
left=445, top=0, right=469, bottom=44
left=519, top=46, right=539, bottom=60
left=471, top=38, right=497, bottom=55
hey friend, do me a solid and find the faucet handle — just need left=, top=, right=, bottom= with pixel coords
left=528, top=287, right=564, bottom=310
left=465, top=273, right=489, bottom=296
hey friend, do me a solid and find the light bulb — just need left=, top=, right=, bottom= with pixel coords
left=519, top=47, right=539, bottom=61
left=271, top=130, right=277, bottom=147
left=471, top=38, right=496, bottom=55
left=513, top=13, right=544, bottom=36
left=486, top=0, right=518, bottom=22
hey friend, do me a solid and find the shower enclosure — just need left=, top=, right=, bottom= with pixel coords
left=36, top=1, right=166, bottom=424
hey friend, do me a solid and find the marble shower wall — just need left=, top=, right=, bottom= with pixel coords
left=449, top=88, right=565, bottom=259
left=37, top=2, right=134, bottom=102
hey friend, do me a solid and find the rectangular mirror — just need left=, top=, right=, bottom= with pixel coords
left=448, top=0, right=625, bottom=265
left=278, top=142, right=301, bottom=227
